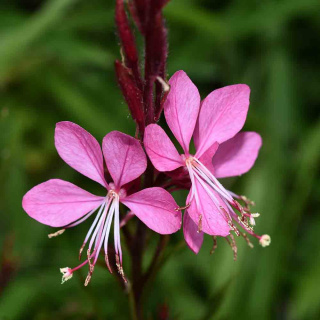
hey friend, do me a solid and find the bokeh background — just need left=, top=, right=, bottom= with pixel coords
left=1, top=0, right=320, bottom=319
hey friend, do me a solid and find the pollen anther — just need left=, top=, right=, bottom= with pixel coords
left=48, top=229, right=65, bottom=238
left=175, top=203, right=191, bottom=211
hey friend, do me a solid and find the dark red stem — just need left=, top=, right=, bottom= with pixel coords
left=115, top=0, right=171, bottom=318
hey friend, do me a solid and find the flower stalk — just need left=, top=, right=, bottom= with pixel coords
left=115, top=1, right=171, bottom=317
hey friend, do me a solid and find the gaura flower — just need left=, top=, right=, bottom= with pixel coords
left=144, top=71, right=270, bottom=255
left=22, top=122, right=181, bottom=284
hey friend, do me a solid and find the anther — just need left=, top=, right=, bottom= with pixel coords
left=228, top=221, right=240, bottom=236
left=87, top=249, right=94, bottom=269
left=249, top=216, right=256, bottom=226
left=197, top=215, right=202, bottom=233
left=242, top=233, right=254, bottom=248
left=48, top=229, right=65, bottom=238
left=84, top=272, right=92, bottom=286
left=116, top=254, right=127, bottom=283
left=105, top=254, right=113, bottom=274
left=84, top=263, right=95, bottom=287
left=240, top=195, right=255, bottom=207
left=79, top=243, right=86, bottom=260
left=220, top=206, right=232, bottom=223
left=175, top=203, right=190, bottom=211
left=237, top=215, right=253, bottom=232
left=226, top=235, right=238, bottom=261
left=210, top=236, right=218, bottom=254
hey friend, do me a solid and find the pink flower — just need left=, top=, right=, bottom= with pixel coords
left=22, top=122, right=181, bottom=284
left=144, top=71, right=270, bottom=254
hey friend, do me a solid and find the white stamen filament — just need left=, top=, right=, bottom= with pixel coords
left=104, top=204, right=115, bottom=256
left=193, top=158, right=234, bottom=202
left=88, top=204, right=109, bottom=252
left=192, top=169, right=222, bottom=210
left=59, top=190, right=126, bottom=285
left=67, top=203, right=104, bottom=228
left=184, top=156, right=268, bottom=249
left=93, top=205, right=114, bottom=265
left=94, top=200, right=115, bottom=248
left=186, top=162, right=201, bottom=212
left=114, top=198, right=122, bottom=263
left=84, top=201, right=107, bottom=244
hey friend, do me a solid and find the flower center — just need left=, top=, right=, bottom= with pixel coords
left=60, top=188, right=127, bottom=285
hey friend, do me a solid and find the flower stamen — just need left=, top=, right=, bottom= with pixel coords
left=105, top=254, right=113, bottom=274
left=226, top=234, right=238, bottom=261
left=210, top=236, right=218, bottom=254
left=242, top=232, right=254, bottom=248
left=197, top=214, right=202, bottom=233
left=58, top=188, right=127, bottom=285
left=185, top=156, right=269, bottom=249
left=116, top=253, right=127, bottom=283
left=48, top=229, right=65, bottom=238
left=175, top=203, right=191, bottom=211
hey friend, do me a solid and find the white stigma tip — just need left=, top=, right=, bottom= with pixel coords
left=259, top=235, right=271, bottom=247
left=251, top=213, right=260, bottom=218
left=60, top=267, right=73, bottom=284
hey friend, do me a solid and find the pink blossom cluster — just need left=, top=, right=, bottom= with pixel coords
left=22, top=70, right=270, bottom=285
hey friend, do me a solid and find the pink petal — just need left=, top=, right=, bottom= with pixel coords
left=121, top=187, right=182, bottom=234
left=183, top=212, right=203, bottom=254
left=102, top=131, right=147, bottom=188
left=144, top=124, right=184, bottom=172
left=187, top=179, right=230, bottom=236
left=164, top=70, right=200, bottom=154
left=22, top=179, right=104, bottom=227
left=212, top=131, right=262, bottom=178
left=197, top=142, right=219, bottom=174
left=55, top=121, right=108, bottom=188
left=195, top=84, right=250, bottom=158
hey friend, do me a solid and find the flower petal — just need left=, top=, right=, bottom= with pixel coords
left=197, top=142, right=219, bottom=174
left=122, top=187, right=182, bottom=234
left=164, top=70, right=200, bottom=153
left=212, top=131, right=262, bottom=178
left=187, top=179, right=230, bottom=236
left=144, top=124, right=184, bottom=172
left=102, top=131, right=147, bottom=188
left=195, top=84, right=250, bottom=158
left=22, top=179, right=104, bottom=227
left=183, top=212, right=203, bottom=254
left=55, top=121, right=108, bottom=188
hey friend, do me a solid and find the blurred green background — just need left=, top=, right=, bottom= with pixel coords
left=1, top=0, right=320, bottom=319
